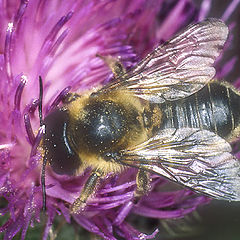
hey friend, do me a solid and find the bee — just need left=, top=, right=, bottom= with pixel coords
left=40, top=18, right=240, bottom=214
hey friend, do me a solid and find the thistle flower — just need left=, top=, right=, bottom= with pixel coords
left=0, top=0, right=239, bottom=240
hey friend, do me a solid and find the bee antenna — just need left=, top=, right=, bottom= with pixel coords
left=41, top=156, right=47, bottom=212
left=38, top=76, right=47, bottom=211
left=39, top=76, right=43, bottom=127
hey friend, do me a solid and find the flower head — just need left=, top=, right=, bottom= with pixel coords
left=0, top=0, right=239, bottom=239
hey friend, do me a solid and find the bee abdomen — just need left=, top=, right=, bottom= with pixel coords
left=160, top=81, right=240, bottom=140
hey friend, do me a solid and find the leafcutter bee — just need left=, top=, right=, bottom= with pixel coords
left=40, top=18, right=240, bottom=213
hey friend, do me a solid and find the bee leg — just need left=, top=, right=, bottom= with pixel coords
left=71, top=170, right=103, bottom=214
left=134, top=169, right=151, bottom=202
left=96, top=54, right=126, bottom=78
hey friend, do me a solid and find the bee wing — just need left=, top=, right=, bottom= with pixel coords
left=119, top=128, right=240, bottom=201
left=103, top=19, right=228, bottom=103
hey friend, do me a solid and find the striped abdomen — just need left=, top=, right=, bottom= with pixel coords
left=159, top=81, right=240, bottom=140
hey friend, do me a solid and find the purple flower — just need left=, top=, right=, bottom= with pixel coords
left=0, top=0, right=239, bottom=239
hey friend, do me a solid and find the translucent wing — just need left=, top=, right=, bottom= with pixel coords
left=103, top=19, right=229, bottom=103
left=119, top=128, right=240, bottom=201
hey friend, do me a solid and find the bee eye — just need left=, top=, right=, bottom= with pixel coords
left=73, top=101, right=128, bottom=152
